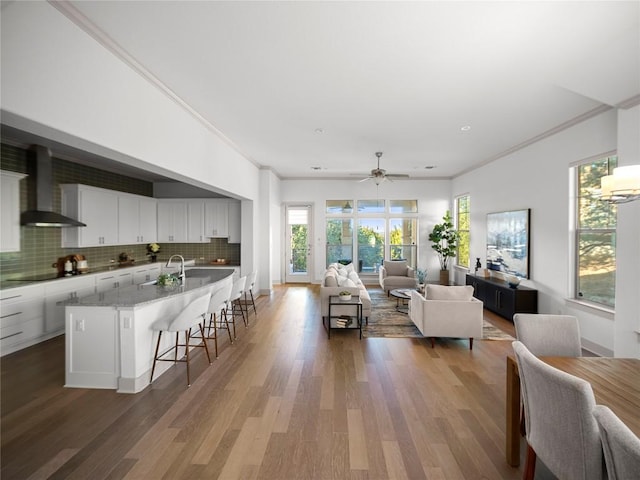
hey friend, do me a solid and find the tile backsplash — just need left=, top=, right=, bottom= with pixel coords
left=0, top=143, right=239, bottom=281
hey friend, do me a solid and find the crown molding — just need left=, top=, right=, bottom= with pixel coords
left=454, top=104, right=614, bottom=179
left=48, top=0, right=261, bottom=170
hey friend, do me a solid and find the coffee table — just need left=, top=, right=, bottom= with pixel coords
left=389, top=288, right=413, bottom=313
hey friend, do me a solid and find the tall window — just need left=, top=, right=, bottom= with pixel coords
left=326, top=218, right=353, bottom=265
left=575, top=156, right=617, bottom=308
left=456, top=195, right=470, bottom=268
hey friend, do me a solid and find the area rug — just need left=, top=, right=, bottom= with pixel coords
left=363, top=288, right=515, bottom=340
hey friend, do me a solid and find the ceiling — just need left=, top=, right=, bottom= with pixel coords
left=10, top=1, right=640, bottom=181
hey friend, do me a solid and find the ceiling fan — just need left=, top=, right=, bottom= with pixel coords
left=359, top=152, right=409, bottom=185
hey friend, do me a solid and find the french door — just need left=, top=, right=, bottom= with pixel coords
left=284, top=204, right=313, bottom=283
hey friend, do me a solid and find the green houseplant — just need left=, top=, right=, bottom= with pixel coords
left=428, top=211, right=459, bottom=285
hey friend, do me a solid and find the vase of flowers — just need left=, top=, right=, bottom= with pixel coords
left=147, top=243, right=160, bottom=262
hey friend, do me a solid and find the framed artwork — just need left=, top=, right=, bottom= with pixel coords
left=486, top=209, right=531, bottom=279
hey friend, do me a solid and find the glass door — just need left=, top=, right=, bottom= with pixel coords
left=285, top=204, right=313, bottom=283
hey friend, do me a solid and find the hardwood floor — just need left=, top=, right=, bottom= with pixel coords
left=2, top=285, right=531, bottom=479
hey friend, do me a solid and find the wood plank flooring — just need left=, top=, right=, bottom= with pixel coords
left=2, top=285, right=531, bottom=479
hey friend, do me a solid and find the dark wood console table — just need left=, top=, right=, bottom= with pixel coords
left=465, top=274, right=537, bottom=321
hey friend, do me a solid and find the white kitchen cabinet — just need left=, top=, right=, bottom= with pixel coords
left=1, top=285, right=45, bottom=355
left=96, top=270, right=133, bottom=292
left=157, top=200, right=188, bottom=243
left=228, top=200, right=241, bottom=244
left=0, top=170, right=27, bottom=252
left=132, top=263, right=162, bottom=284
left=61, top=184, right=119, bottom=247
left=118, top=193, right=158, bottom=245
left=204, top=199, right=229, bottom=238
left=44, top=276, right=96, bottom=333
left=187, top=201, right=207, bottom=243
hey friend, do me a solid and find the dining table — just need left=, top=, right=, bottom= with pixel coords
left=505, top=355, right=640, bottom=467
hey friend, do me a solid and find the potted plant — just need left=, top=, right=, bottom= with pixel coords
left=428, top=211, right=459, bottom=285
left=339, top=290, right=352, bottom=301
left=146, top=243, right=160, bottom=262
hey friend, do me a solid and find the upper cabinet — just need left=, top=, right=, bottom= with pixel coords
left=62, top=184, right=158, bottom=248
left=0, top=170, right=26, bottom=252
left=61, top=184, right=119, bottom=248
left=204, top=199, right=229, bottom=238
left=118, top=193, right=157, bottom=245
left=157, top=200, right=188, bottom=243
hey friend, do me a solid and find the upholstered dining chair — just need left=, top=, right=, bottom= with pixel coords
left=150, top=292, right=213, bottom=387
left=514, top=313, right=583, bottom=436
left=513, top=313, right=582, bottom=357
left=593, top=405, right=640, bottom=480
left=512, top=341, right=605, bottom=480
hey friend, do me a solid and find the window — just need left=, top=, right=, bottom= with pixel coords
left=326, top=218, right=353, bottom=265
left=456, top=195, right=470, bottom=268
left=326, top=200, right=418, bottom=272
left=575, top=156, right=617, bottom=308
left=358, top=218, right=385, bottom=273
left=389, top=218, right=417, bottom=266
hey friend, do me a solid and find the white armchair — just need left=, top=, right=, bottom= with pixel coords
left=409, top=285, right=483, bottom=349
left=379, top=260, right=418, bottom=294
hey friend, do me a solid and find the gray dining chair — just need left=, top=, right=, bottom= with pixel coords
left=593, top=405, right=640, bottom=480
left=513, top=313, right=582, bottom=357
left=512, top=341, right=605, bottom=480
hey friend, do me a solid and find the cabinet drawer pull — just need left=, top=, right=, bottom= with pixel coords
left=1, top=331, right=23, bottom=340
left=1, top=295, right=21, bottom=302
left=1, top=311, right=22, bottom=319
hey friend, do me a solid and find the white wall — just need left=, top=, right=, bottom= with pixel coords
left=613, top=105, right=640, bottom=358
left=280, top=178, right=451, bottom=284
left=1, top=1, right=259, bottom=201
left=452, top=108, right=640, bottom=357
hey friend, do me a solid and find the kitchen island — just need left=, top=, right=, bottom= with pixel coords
left=61, top=268, right=234, bottom=393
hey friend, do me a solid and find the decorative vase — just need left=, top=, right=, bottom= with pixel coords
left=339, top=294, right=352, bottom=302
left=150, top=255, right=157, bottom=263
left=439, top=269, right=449, bottom=286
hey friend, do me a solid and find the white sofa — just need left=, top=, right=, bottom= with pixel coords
left=379, top=260, right=418, bottom=294
left=320, top=263, right=371, bottom=322
left=409, top=284, right=483, bottom=349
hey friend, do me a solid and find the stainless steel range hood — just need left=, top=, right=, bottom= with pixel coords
left=20, top=145, right=86, bottom=227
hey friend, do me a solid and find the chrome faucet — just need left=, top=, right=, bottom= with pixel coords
left=166, top=254, right=186, bottom=284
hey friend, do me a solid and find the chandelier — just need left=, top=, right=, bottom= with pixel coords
left=600, top=165, right=640, bottom=204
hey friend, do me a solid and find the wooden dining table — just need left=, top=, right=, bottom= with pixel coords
left=506, top=355, right=640, bottom=467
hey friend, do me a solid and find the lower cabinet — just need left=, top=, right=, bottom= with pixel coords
left=1, top=285, right=45, bottom=354
left=132, top=264, right=162, bottom=284
left=466, top=274, right=538, bottom=321
left=44, top=276, right=96, bottom=334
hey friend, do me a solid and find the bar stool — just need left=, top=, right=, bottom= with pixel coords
left=206, top=279, right=234, bottom=357
left=227, top=276, right=247, bottom=338
left=149, top=292, right=213, bottom=387
left=244, top=270, right=258, bottom=317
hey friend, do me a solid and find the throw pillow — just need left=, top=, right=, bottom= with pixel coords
left=337, top=276, right=356, bottom=288
left=384, top=260, right=408, bottom=276
left=343, top=263, right=355, bottom=274
left=348, top=271, right=361, bottom=284
left=425, top=284, right=474, bottom=301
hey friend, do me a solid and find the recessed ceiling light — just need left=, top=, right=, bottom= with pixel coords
left=460, top=125, right=472, bottom=132
left=424, top=165, right=436, bottom=170
left=314, top=128, right=324, bottom=134
left=311, top=166, right=322, bottom=171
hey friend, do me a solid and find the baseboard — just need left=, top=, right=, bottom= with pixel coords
left=581, top=338, right=612, bottom=357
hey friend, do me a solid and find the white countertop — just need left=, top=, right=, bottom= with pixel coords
left=59, top=268, right=234, bottom=308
